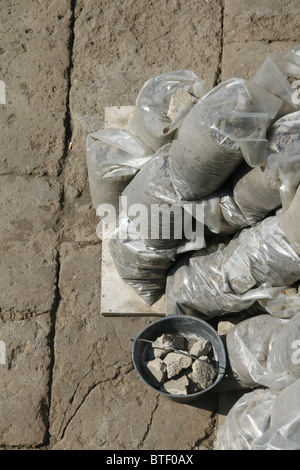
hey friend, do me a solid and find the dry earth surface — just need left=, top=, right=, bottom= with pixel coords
left=0, top=0, right=299, bottom=450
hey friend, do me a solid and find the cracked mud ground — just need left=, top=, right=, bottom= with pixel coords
left=0, top=0, right=300, bottom=450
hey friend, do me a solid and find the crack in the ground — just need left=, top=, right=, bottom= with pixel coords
left=191, top=411, right=218, bottom=450
left=59, top=0, right=76, bottom=176
left=58, top=362, right=134, bottom=440
left=46, top=0, right=77, bottom=447
left=45, top=248, right=62, bottom=446
left=137, top=396, right=160, bottom=450
left=214, top=0, right=224, bottom=87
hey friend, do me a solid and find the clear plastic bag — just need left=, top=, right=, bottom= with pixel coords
left=166, top=215, right=300, bottom=319
left=123, top=150, right=250, bottom=250
left=253, top=379, right=300, bottom=450
left=267, top=312, right=300, bottom=382
left=86, top=128, right=152, bottom=211
left=278, top=184, right=300, bottom=255
left=232, top=161, right=281, bottom=225
left=215, top=380, right=300, bottom=450
left=253, top=49, right=300, bottom=117
left=214, top=388, right=278, bottom=450
left=226, top=314, right=290, bottom=390
left=109, top=212, right=177, bottom=306
left=122, top=149, right=249, bottom=252
left=122, top=145, right=184, bottom=250
left=180, top=181, right=249, bottom=237
left=168, top=78, right=282, bottom=201
left=267, top=110, right=300, bottom=207
left=259, top=287, right=300, bottom=319
left=129, top=70, right=208, bottom=152
left=232, top=110, right=300, bottom=225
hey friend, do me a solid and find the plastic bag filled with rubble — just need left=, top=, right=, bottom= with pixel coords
left=225, top=314, right=295, bottom=391
left=215, top=380, right=300, bottom=450
left=253, top=48, right=300, bottom=117
left=122, top=146, right=186, bottom=250
left=129, top=70, right=208, bottom=152
left=267, top=111, right=300, bottom=209
left=86, top=129, right=152, bottom=211
left=270, top=145, right=300, bottom=257
left=269, top=144, right=300, bottom=257
left=259, top=284, right=300, bottom=319
left=279, top=183, right=300, bottom=255
left=214, top=388, right=278, bottom=450
left=232, top=110, right=300, bottom=225
left=109, top=212, right=177, bottom=306
left=166, top=215, right=300, bottom=319
left=252, top=379, right=300, bottom=450
left=168, top=78, right=282, bottom=201
left=267, top=312, right=300, bottom=385
left=198, top=182, right=250, bottom=236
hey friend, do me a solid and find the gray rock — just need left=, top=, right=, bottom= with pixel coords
left=145, top=358, right=167, bottom=387
left=153, top=333, right=185, bottom=359
left=0, top=175, right=61, bottom=314
left=0, top=316, right=51, bottom=447
left=192, top=360, right=218, bottom=390
left=161, top=375, right=189, bottom=395
left=164, top=351, right=193, bottom=379
left=0, top=0, right=71, bottom=176
left=190, top=339, right=212, bottom=357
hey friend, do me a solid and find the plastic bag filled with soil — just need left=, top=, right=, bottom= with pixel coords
left=214, top=388, right=278, bottom=450
left=109, top=212, right=177, bottom=306
left=232, top=160, right=281, bottom=226
left=123, top=147, right=250, bottom=251
left=253, top=48, right=300, bottom=117
left=129, top=70, right=208, bottom=153
left=226, top=314, right=290, bottom=390
left=122, top=146, right=185, bottom=250
left=168, top=78, right=282, bottom=201
left=86, top=128, right=152, bottom=211
left=166, top=215, right=300, bottom=319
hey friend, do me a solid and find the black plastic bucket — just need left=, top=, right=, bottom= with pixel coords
left=132, top=315, right=226, bottom=403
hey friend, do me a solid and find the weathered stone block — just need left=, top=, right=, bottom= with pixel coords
left=0, top=316, right=51, bottom=447
left=49, top=243, right=158, bottom=444
left=66, top=0, right=223, bottom=192
left=0, top=175, right=61, bottom=313
left=0, top=0, right=71, bottom=176
left=224, top=0, right=300, bottom=43
left=221, top=41, right=299, bottom=82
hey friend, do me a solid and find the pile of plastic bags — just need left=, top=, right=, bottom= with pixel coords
left=87, top=47, right=300, bottom=450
